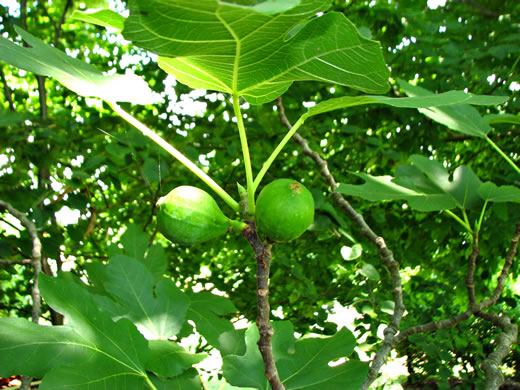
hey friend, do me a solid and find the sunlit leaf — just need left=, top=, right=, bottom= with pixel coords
left=0, top=274, right=151, bottom=388
left=409, top=155, right=482, bottom=210
left=340, top=244, right=362, bottom=261
left=123, top=0, right=390, bottom=104
left=398, top=80, right=503, bottom=138
left=186, top=290, right=246, bottom=356
left=359, top=263, right=380, bottom=281
left=337, top=173, right=457, bottom=212
left=0, top=27, right=157, bottom=105
left=482, top=113, right=520, bottom=125
left=479, top=182, right=520, bottom=203
left=104, top=255, right=190, bottom=339
left=71, top=9, right=126, bottom=31
left=222, top=321, right=368, bottom=390
left=147, top=340, right=206, bottom=377
left=304, top=90, right=507, bottom=119
left=337, top=154, right=485, bottom=211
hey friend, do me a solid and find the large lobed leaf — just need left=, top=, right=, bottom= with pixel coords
left=122, top=0, right=390, bottom=104
left=479, top=182, right=520, bottom=203
left=304, top=88, right=508, bottom=119
left=103, top=255, right=190, bottom=340
left=483, top=113, right=520, bottom=126
left=0, top=243, right=236, bottom=389
left=337, top=154, right=520, bottom=212
left=0, top=27, right=157, bottom=105
left=0, top=274, right=152, bottom=389
left=186, top=290, right=246, bottom=356
left=91, top=225, right=246, bottom=354
left=222, top=321, right=368, bottom=390
left=398, top=80, right=504, bottom=138
left=71, top=9, right=126, bottom=31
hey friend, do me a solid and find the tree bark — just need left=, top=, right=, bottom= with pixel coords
left=242, top=222, right=285, bottom=390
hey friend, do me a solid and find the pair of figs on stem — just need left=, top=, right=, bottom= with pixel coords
left=157, top=179, right=314, bottom=245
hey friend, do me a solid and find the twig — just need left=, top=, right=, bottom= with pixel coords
left=144, top=182, right=162, bottom=233
left=242, top=222, right=285, bottom=390
left=275, top=97, right=405, bottom=389
left=36, top=76, right=48, bottom=120
left=466, top=245, right=480, bottom=307
left=479, top=222, right=520, bottom=308
left=393, top=236, right=480, bottom=344
left=54, top=0, right=73, bottom=47
left=20, top=0, right=27, bottom=30
left=37, top=2, right=56, bottom=28
left=453, top=0, right=500, bottom=18
left=475, top=311, right=518, bottom=390
left=394, top=310, right=474, bottom=345
left=0, top=200, right=42, bottom=323
left=0, top=67, right=15, bottom=111
left=394, top=222, right=520, bottom=349
left=0, top=259, right=32, bottom=266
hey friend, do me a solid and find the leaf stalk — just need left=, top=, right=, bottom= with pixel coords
left=109, top=102, right=239, bottom=212
left=253, top=115, right=306, bottom=192
left=485, top=135, right=520, bottom=176
left=232, top=94, right=255, bottom=216
left=444, top=209, right=473, bottom=234
left=144, top=375, right=158, bottom=390
left=475, top=200, right=489, bottom=242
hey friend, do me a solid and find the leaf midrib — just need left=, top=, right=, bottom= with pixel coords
left=2, top=340, right=145, bottom=376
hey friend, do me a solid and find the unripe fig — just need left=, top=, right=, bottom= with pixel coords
left=157, top=186, right=246, bottom=245
left=255, top=179, right=314, bottom=242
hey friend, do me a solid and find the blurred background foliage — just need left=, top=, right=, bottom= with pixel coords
left=1, top=0, right=519, bottom=387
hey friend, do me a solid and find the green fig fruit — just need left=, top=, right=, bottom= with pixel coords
left=255, top=179, right=314, bottom=242
left=157, top=186, right=246, bottom=245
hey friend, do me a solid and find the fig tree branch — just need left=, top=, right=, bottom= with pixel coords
left=394, top=221, right=520, bottom=345
left=276, top=97, right=405, bottom=390
left=393, top=242, right=481, bottom=344
left=479, top=221, right=520, bottom=307
left=278, top=96, right=520, bottom=387
left=476, top=311, right=518, bottom=389
left=242, top=222, right=285, bottom=390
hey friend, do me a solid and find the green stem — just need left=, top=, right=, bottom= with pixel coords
left=253, top=115, right=305, bottom=192
left=475, top=200, right=489, bottom=240
left=144, top=374, right=158, bottom=390
left=462, top=209, right=471, bottom=230
left=232, top=94, right=255, bottom=216
left=444, top=209, right=473, bottom=235
left=485, top=135, right=520, bottom=176
left=509, top=54, right=520, bottom=76
left=109, top=102, right=239, bottom=212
